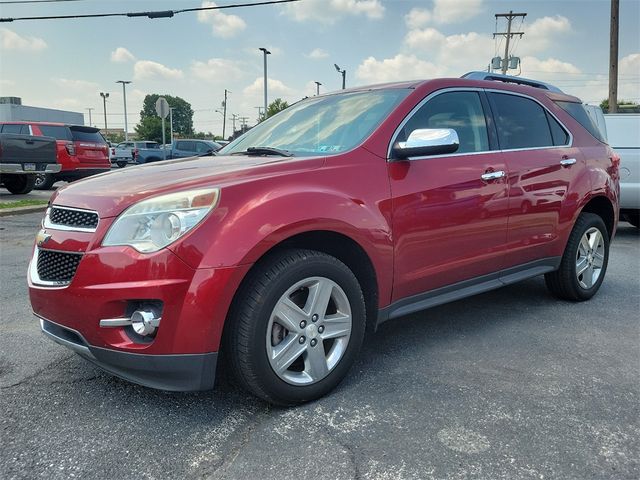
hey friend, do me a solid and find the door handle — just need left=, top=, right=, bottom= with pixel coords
left=481, top=170, right=506, bottom=181
left=560, top=158, right=577, bottom=167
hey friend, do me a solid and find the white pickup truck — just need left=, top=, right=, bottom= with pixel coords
left=110, top=141, right=161, bottom=167
left=604, top=114, right=639, bottom=228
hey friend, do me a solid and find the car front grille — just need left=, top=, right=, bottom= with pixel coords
left=48, top=206, right=99, bottom=231
left=36, top=249, right=82, bottom=284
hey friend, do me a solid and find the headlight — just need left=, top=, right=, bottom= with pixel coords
left=103, top=188, right=219, bottom=253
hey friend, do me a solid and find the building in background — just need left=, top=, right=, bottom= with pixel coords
left=0, top=97, right=84, bottom=125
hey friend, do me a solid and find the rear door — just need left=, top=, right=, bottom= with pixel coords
left=487, top=91, right=585, bottom=266
left=69, top=126, right=109, bottom=166
left=172, top=140, right=196, bottom=158
left=389, top=89, right=511, bottom=300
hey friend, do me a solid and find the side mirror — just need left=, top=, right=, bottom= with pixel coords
left=392, top=128, right=459, bottom=159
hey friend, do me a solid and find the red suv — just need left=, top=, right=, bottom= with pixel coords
left=29, top=73, right=620, bottom=405
left=0, top=122, right=110, bottom=189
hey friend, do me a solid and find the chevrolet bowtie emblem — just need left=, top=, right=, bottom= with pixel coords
left=36, top=230, right=51, bottom=247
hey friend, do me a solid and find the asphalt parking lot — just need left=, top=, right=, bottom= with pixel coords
left=1, top=212, right=638, bottom=480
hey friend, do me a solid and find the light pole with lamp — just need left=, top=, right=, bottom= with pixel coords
left=99, top=92, right=109, bottom=131
left=259, top=47, right=271, bottom=119
left=314, top=81, right=322, bottom=96
left=215, top=109, right=225, bottom=139
left=334, top=64, right=346, bottom=89
left=116, top=81, right=131, bottom=141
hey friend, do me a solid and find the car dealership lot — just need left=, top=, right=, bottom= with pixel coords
left=1, top=213, right=638, bottom=480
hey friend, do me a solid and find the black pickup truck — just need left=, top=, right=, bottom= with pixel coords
left=0, top=133, right=59, bottom=194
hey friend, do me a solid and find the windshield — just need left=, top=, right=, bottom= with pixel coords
left=222, top=89, right=409, bottom=156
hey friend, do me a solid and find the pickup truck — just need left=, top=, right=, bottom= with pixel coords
left=111, top=141, right=161, bottom=167
left=0, top=133, right=59, bottom=194
left=605, top=113, right=640, bottom=227
left=135, top=139, right=222, bottom=164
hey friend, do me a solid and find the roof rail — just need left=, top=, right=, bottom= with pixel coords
left=461, top=71, right=564, bottom=93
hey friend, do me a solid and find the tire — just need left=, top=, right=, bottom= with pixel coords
left=34, top=173, right=56, bottom=190
left=545, top=212, right=610, bottom=301
left=2, top=174, right=36, bottom=194
left=117, top=161, right=127, bottom=168
left=224, top=249, right=366, bottom=406
left=625, top=212, right=639, bottom=228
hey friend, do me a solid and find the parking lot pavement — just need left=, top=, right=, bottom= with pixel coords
left=0, top=187, right=58, bottom=204
left=1, top=213, right=638, bottom=480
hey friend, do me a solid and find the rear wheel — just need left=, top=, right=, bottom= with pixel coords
left=2, top=174, right=36, bottom=194
left=34, top=173, right=56, bottom=190
left=545, top=212, right=610, bottom=301
left=117, top=161, right=127, bottom=168
left=224, top=249, right=366, bottom=405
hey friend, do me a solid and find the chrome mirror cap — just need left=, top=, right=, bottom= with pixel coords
left=393, top=128, right=459, bottom=159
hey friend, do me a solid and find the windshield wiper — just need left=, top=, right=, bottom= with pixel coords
left=231, top=146, right=293, bottom=157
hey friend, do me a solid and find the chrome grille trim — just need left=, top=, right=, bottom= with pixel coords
left=44, top=206, right=99, bottom=233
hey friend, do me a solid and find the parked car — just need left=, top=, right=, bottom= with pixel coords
left=29, top=72, right=619, bottom=405
left=0, top=122, right=110, bottom=190
left=133, top=139, right=221, bottom=164
left=111, top=141, right=161, bottom=167
left=604, top=114, right=639, bottom=227
left=0, top=133, right=58, bottom=194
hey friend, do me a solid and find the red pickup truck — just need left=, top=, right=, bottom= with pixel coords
left=29, top=73, right=619, bottom=405
left=0, top=122, right=110, bottom=189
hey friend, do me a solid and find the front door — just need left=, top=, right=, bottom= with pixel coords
left=389, top=90, right=510, bottom=302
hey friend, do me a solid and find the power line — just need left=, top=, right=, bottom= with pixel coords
left=0, top=0, right=299, bottom=22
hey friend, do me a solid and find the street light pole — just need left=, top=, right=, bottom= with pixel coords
left=99, top=92, right=109, bottom=131
left=85, top=108, right=93, bottom=126
left=169, top=107, right=175, bottom=143
left=116, top=80, right=131, bottom=141
left=314, top=81, right=322, bottom=96
left=334, top=64, right=346, bottom=89
left=222, top=89, right=229, bottom=140
left=259, top=47, right=271, bottom=119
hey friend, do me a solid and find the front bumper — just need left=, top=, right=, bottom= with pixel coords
left=39, top=316, right=217, bottom=391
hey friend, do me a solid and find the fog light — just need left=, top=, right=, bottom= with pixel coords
left=131, top=310, right=161, bottom=336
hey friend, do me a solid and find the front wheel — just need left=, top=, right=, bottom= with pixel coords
left=34, top=173, right=56, bottom=190
left=545, top=212, right=610, bottom=301
left=224, top=249, right=366, bottom=405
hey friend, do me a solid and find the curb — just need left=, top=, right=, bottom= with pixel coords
left=0, top=205, right=48, bottom=217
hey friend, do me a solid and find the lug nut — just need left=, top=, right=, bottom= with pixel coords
left=299, top=336, right=306, bottom=344
left=318, top=325, right=325, bottom=333
left=312, top=314, right=319, bottom=322
left=310, top=339, right=317, bottom=347
left=300, top=320, right=307, bottom=329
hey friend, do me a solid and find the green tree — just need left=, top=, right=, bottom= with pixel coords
left=599, top=98, right=639, bottom=112
left=137, top=94, right=194, bottom=140
left=266, top=98, right=289, bottom=119
left=134, top=116, right=165, bottom=143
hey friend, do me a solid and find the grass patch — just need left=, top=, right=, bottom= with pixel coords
left=0, top=199, right=48, bottom=210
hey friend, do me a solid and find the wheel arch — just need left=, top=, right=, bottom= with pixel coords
left=579, top=195, right=616, bottom=239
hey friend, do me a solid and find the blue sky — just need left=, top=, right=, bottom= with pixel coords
left=1, top=0, right=638, bottom=135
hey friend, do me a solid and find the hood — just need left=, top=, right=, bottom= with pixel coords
left=51, top=154, right=325, bottom=217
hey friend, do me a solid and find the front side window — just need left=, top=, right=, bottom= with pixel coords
left=223, top=89, right=409, bottom=156
left=489, top=93, right=555, bottom=149
left=399, top=91, right=490, bottom=154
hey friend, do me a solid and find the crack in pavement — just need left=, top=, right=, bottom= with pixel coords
left=0, top=353, right=74, bottom=390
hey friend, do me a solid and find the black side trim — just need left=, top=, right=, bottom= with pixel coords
left=377, top=257, right=561, bottom=327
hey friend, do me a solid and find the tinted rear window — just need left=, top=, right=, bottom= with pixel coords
left=38, top=125, right=72, bottom=140
left=555, top=101, right=606, bottom=143
left=1, top=124, right=29, bottom=134
left=489, top=92, right=553, bottom=149
left=70, top=127, right=106, bottom=143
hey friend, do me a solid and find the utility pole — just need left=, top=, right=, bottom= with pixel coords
left=169, top=107, right=175, bottom=142
left=254, top=106, right=264, bottom=122
left=259, top=47, right=271, bottom=120
left=222, top=89, right=229, bottom=140
left=99, top=92, right=109, bottom=131
left=229, top=114, right=239, bottom=134
left=85, top=108, right=93, bottom=126
left=493, top=11, right=526, bottom=75
left=116, top=80, right=131, bottom=141
left=315, top=81, right=322, bottom=96
left=608, top=0, right=619, bottom=113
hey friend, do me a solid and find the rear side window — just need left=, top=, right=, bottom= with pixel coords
left=38, top=125, right=72, bottom=140
left=546, top=112, right=570, bottom=146
left=70, top=127, right=106, bottom=143
left=555, top=101, right=606, bottom=143
left=489, top=93, right=554, bottom=149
